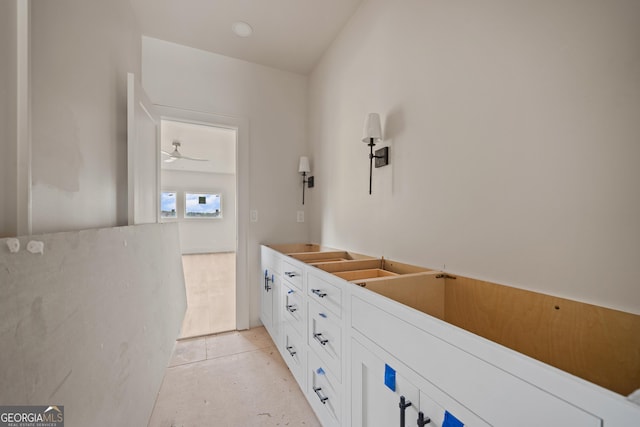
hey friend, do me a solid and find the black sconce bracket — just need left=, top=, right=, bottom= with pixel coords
left=374, top=147, right=389, bottom=168
left=302, top=173, right=314, bottom=204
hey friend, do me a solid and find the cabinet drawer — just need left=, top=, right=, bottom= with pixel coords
left=282, top=283, right=305, bottom=336
left=308, top=302, right=342, bottom=379
left=308, top=272, right=342, bottom=317
left=282, top=259, right=303, bottom=291
left=351, top=295, right=602, bottom=427
left=308, top=351, right=342, bottom=427
left=283, top=325, right=305, bottom=389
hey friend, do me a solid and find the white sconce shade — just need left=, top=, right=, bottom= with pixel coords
left=362, top=113, right=382, bottom=143
left=298, top=156, right=311, bottom=173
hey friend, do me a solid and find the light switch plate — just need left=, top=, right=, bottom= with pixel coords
left=250, top=210, right=258, bottom=222
left=297, top=211, right=304, bottom=223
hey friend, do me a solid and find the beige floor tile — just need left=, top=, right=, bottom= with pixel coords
left=205, top=328, right=273, bottom=360
left=149, top=328, right=320, bottom=427
left=168, top=338, right=207, bottom=367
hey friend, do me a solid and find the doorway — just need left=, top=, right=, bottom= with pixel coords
left=160, top=118, right=239, bottom=338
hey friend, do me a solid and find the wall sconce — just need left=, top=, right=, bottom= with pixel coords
left=298, top=156, right=314, bottom=205
left=362, top=113, right=389, bottom=194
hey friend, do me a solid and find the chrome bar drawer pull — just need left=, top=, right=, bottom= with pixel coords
left=313, top=387, right=329, bottom=404
left=285, top=271, right=298, bottom=278
left=286, top=346, right=296, bottom=357
left=311, top=289, right=327, bottom=298
left=313, top=333, right=329, bottom=346
left=264, top=270, right=273, bottom=291
left=286, top=304, right=297, bottom=313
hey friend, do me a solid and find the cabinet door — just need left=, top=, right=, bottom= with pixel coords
left=260, top=267, right=279, bottom=337
left=351, top=336, right=489, bottom=427
left=352, top=338, right=420, bottom=427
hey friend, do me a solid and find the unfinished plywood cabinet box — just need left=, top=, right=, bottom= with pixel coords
left=260, top=243, right=640, bottom=426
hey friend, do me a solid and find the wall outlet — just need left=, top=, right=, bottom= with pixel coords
left=297, top=211, right=304, bottom=223
left=250, top=210, right=258, bottom=222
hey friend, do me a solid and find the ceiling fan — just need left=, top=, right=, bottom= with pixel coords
left=161, top=141, right=208, bottom=162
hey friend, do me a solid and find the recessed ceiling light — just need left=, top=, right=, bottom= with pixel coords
left=232, top=21, right=253, bottom=38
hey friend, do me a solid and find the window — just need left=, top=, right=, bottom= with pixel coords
left=161, top=192, right=177, bottom=218
left=185, top=193, right=221, bottom=218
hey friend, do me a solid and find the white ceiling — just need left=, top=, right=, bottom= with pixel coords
left=128, top=0, right=363, bottom=75
left=161, top=120, right=236, bottom=174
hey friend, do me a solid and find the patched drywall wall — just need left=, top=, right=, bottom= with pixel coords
left=309, top=0, right=640, bottom=314
left=29, top=0, right=142, bottom=233
left=0, top=223, right=186, bottom=426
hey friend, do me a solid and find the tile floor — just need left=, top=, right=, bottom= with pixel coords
left=148, top=327, right=321, bottom=427
left=180, top=253, right=236, bottom=339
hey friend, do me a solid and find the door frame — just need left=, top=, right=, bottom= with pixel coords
left=127, top=73, right=160, bottom=225
left=154, top=104, right=250, bottom=331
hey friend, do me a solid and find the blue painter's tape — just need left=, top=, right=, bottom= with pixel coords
left=316, top=367, right=325, bottom=375
left=384, top=364, right=396, bottom=392
left=443, top=411, right=464, bottom=427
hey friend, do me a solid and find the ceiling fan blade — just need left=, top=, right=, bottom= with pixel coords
left=180, top=155, right=209, bottom=162
left=162, top=142, right=208, bottom=161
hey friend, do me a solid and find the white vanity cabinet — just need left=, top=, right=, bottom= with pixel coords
left=351, top=293, right=602, bottom=427
left=260, top=244, right=640, bottom=427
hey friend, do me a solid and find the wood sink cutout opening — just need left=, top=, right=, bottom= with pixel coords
left=355, top=272, right=640, bottom=397
left=333, top=268, right=399, bottom=281
left=288, top=250, right=376, bottom=264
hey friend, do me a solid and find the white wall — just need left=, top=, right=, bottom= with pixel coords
left=162, top=170, right=236, bottom=254
left=0, top=224, right=186, bottom=427
left=309, top=0, right=640, bottom=314
left=30, top=0, right=142, bottom=234
left=143, top=37, right=310, bottom=327
left=0, top=0, right=17, bottom=237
